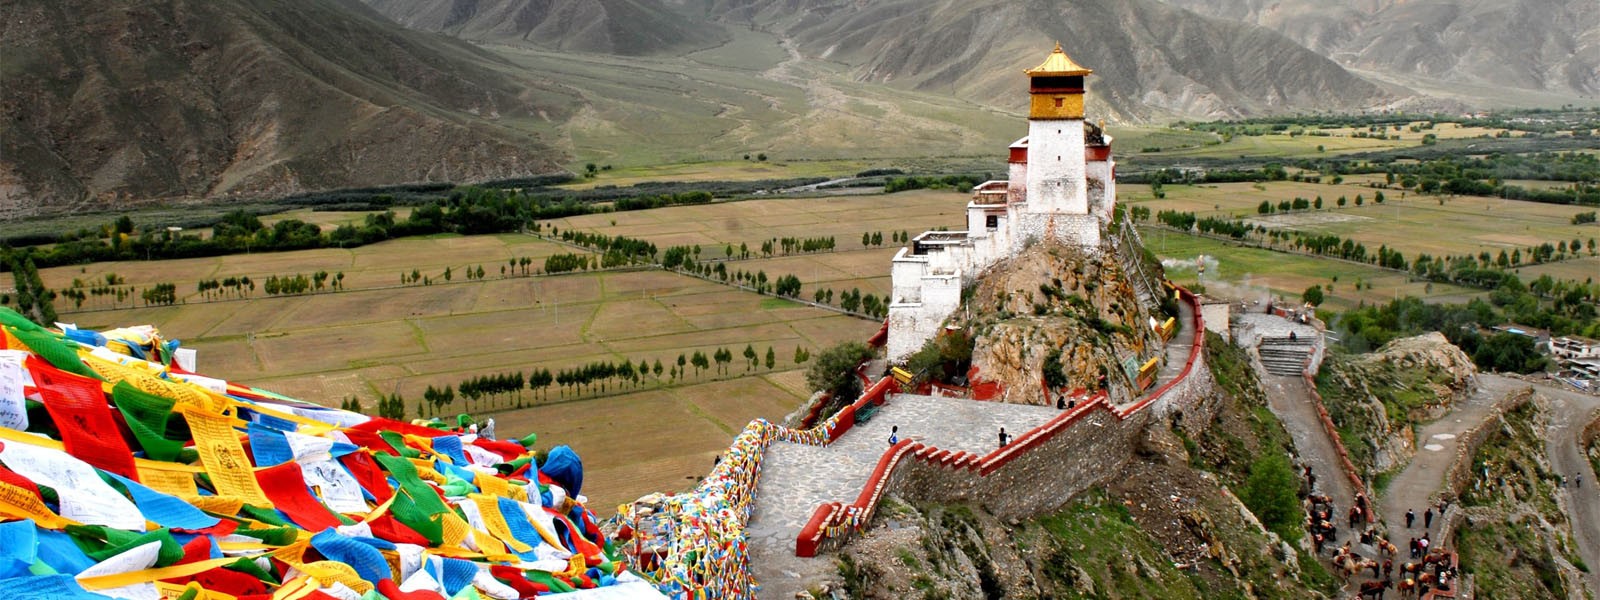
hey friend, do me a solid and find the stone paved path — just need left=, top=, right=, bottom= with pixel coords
left=1257, top=370, right=1359, bottom=530
left=747, top=395, right=1060, bottom=598
left=1151, top=300, right=1197, bottom=397
left=1376, top=375, right=1520, bottom=547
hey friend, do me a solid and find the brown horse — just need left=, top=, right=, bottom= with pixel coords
left=1379, top=539, right=1399, bottom=557
left=1359, top=579, right=1392, bottom=600
left=1397, top=577, right=1417, bottom=599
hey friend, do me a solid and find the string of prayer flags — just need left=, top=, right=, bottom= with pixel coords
left=0, top=308, right=661, bottom=598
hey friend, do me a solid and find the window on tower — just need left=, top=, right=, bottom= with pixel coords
left=1054, top=98, right=1063, bottom=108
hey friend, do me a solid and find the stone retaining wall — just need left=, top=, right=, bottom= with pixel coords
left=1433, top=386, right=1535, bottom=541
left=796, top=286, right=1213, bottom=555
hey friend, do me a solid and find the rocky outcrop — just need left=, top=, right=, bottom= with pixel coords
left=1317, top=332, right=1479, bottom=476
left=962, top=241, right=1165, bottom=406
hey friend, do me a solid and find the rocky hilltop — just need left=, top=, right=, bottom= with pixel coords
left=830, top=331, right=1339, bottom=598
left=956, top=240, right=1165, bottom=406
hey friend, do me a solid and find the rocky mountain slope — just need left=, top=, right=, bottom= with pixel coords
left=1154, top=0, right=1600, bottom=99
left=357, top=0, right=728, bottom=55
left=690, top=0, right=1395, bottom=121
left=0, top=0, right=575, bottom=218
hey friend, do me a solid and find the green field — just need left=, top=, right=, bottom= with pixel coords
left=1140, top=226, right=1483, bottom=311
left=1126, top=181, right=1599, bottom=283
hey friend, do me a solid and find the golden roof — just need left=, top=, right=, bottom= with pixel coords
left=1025, top=42, right=1092, bottom=77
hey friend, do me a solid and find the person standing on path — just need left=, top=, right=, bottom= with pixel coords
left=1405, top=509, right=1415, bottom=528
left=888, top=425, right=898, bottom=446
left=1424, top=507, right=1433, bottom=529
left=998, top=427, right=1010, bottom=448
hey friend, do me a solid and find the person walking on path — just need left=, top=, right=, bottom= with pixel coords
left=998, top=427, right=1010, bottom=448
left=1424, top=507, right=1434, bottom=529
left=888, top=425, right=899, bottom=446
left=1405, top=509, right=1415, bottom=528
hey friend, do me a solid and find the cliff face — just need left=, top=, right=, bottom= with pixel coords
left=961, top=241, right=1165, bottom=406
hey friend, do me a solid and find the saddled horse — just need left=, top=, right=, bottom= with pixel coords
left=1359, top=579, right=1392, bottom=600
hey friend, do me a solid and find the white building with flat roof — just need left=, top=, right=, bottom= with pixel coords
left=887, top=45, right=1118, bottom=361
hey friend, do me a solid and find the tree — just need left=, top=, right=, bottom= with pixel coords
left=765, top=346, right=776, bottom=370
left=1473, top=333, right=1549, bottom=374
left=1337, top=196, right=1347, bottom=207
left=862, top=232, right=872, bottom=247
left=806, top=341, right=873, bottom=402
left=1302, top=285, right=1325, bottom=307
left=1240, top=453, right=1302, bottom=543
left=794, top=346, right=810, bottom=364
left=1257, top=200, right=1272, bottom=214
left=743, top=344, right=757, bottom=372
left=653, top=359, right=664, bottom=378
left=690, top=351, right=708, bottom=378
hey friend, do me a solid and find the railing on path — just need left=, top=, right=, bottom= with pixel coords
left=794, top=285, right=1208, bottom=557
left=610, top=324, right=900, bottom=599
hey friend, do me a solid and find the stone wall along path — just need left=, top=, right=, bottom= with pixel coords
left=747, top=395, right=1059, bottom=596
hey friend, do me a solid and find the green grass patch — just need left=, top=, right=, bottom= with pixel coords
left=759, top=297, right=801, bottom=310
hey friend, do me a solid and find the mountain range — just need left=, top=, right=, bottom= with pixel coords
left=4, top=0, right=1594, bottom=216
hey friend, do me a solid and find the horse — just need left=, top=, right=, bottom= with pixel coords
left=1359, top=579, right=1392, bottom=600
left=1397, top=577, right=1417, bottom=599
left=1379, top=539, right=1399, bottom=557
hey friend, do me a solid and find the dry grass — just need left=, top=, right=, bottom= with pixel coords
left=46, top=234, right=877, bottom=514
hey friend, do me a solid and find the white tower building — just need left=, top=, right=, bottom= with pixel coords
left=886, top=44, right=1117, bottom=362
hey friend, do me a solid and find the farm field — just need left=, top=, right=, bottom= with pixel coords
left=1139, top=227, right=1484, bottom=312
left=43, top=237, right=879, bottom=513
left=546, top=189, right=974, bottom=256
left=40, top=233, right=582, bottom=312
left=1125, top=181, right=1599, bottom=276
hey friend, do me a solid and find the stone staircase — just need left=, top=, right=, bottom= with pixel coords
left=1110, top=225, right=1158, bottom=307
left=1258, top=335, right=1315, bottom=376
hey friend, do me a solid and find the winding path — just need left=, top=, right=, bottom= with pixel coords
left=1531, top=380, right=1600, bottom=594
left=1376, top=375, right=1520, bottom=540
left=744, top=299, right=1198, bottom=598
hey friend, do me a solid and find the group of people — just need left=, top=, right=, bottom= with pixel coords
left=884, top=424, right=1011, bottom=449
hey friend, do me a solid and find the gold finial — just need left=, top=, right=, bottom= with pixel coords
left=1054, top=41, right=1063, bottom=53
